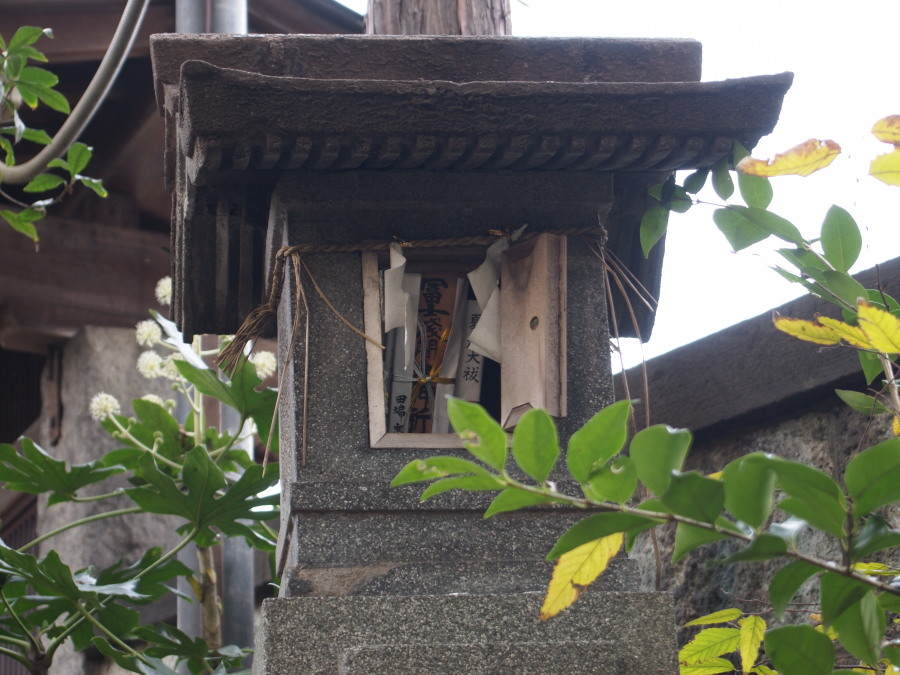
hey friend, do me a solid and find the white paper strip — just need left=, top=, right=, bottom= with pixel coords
left=432, top=279, right=470, bottom=433
left=466, top=286, right=502, bottom=363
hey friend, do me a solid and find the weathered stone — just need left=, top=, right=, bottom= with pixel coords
left=253, top=592, right=678, bottom=674
left=23, top=327, right=181, bottom=674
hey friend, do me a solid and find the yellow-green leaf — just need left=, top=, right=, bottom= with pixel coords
left=870, top=148, right=900, bottom=186
left=872, top=115, right=900, bottom=146
left=772, top=313, right=844, bottom=346
left=851, top=561, right=900, bottom=576
left=858, top=301, right=900, bottom=353
left=680, top=659, right=736, bottom=674
left=683, top=608, right=744, bottom=627
left=737, top=139, right=840, bottom=177
left=539, top=533, right=622, bottom=620
left=894, top=416, right=900, bottom=436
left=739, top=615, right=766, bottom=673
left=680, top=627, right=741, bottom=665
left=816, top=316, right=873, bottom=349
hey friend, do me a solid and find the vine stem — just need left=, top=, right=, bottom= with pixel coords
left=0, top=587, right=42, bottom=653
left=108, top=416, right=182, bottom=471
left=43, top=526, right=201, bottom=662
left=17, top=507, right=142, bottom=553
left=71, top=489, right=125, bottom=503
left=74, top=602, right=155, bottom=668
left=504, top=477, right=900, bottom=597
left=879, top=354, right=900, bottom=418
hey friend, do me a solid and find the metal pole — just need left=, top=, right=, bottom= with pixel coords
left=174, top=398, right=202, bottom=675
left=211, top=0, right=248, bottom=34
left=175, top=0, right=206, bottom=33
left=220, top=405, right=256, bottom=666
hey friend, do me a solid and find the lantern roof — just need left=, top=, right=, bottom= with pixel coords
left=151, top=34, right=792, bottom=338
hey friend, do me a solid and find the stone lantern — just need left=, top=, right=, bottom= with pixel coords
left=152, top=34, right=790, bottom=673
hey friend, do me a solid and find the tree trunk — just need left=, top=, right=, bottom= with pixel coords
left=366, top=0, right=511, bottom=35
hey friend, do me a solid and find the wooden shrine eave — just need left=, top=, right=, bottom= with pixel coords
left=172, top=62, right=792, bottom=182
left=151, top=34, right=792, bottom=339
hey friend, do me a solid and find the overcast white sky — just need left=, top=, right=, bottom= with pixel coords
left=337, top=0, right=900, bottom=366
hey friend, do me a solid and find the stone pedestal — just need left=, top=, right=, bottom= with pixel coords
left=150, top=33, right=791, bottom=673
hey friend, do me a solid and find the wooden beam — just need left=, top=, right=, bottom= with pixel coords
left=2, top=3, right=175, bottom=63
left=0, top=216, right=170, bottom=353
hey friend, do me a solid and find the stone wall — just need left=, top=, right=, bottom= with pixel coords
left=620, top=257, right=900, bottom=625
left=21, top=326, right=180, bottom=675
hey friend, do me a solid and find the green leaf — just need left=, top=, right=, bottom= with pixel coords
left=0, top=438, right=124, bottom=504
left=680, top=659, right=735, bottom=674
left=72, top=570, right=147, bottom=600
left=95, top=547, right=193, bottom=604
left=511, top=408, right=559, bottom=483
left=682, top=168, right=709, bottom=195
left=878, top=591, right=900, bottom=614
left=739, top=615, right=767, bottom=673
left=682, top=608, right=744, bottom=627
left=22, top=172, right=64, bottom=193
left=420, top=474, right=502, bottom=500
left=67, top=142, right=92, bottom=176
left=834, top=389, right=887, bottom=415
left=832, top=590, right=883, bottom=664
left=713, top=207, right=769, bottom=252
left=34, top=83, right=69, bottom=114
left=778, top=247, right=829, bottom=274
left=851, top=515, right=900, bottom=561
left=8, top=26, right=48, bottom=51
left=722, top=453, right=776, bottom=529
left=77, top=176, right=108, bottom=197
left=845, top=438, right=900, bottom=516
left=583, top=455, right=637, bottom=505
left=733, top=205, right=804, bottom=245
left=132, top=398, right=181, bottom=453
left=91, top=636, right=144, bottom=673
left=640, top=204, right=669, bottom=258
left=1, top=208, right=40, bottom=241
left=547, top=512, right=661, bottom=560
left=484, top=487, right=561, bottom=518
left=764, top=625, right=834, bottom=675
left=738, top=172, right=773, bottom=209
left=711, top=156, right=734, bottom=200
left=805, top=269, right=868, bottom=309
left=769, top=560, right=819, bottom=619
left=126, top=450, right=280, bottom=548
left=0, top=135, right=13, bottom=164
left=679, top=627, right=740, bottom=664
left=769, top=457, right=847, bottom=539
left=629, top=424, right=692, bottom=496
left=672, top=521, right=730, bottom=562
left=820, top=205, right=862, bottom=272
left=858, top=350, right=884, bottom=385
left=820, top=571, right=870, bottom=626
left=661, top=471, right=724, bottom=523
left=447, top=398, right=507, bottom=471
left=566, top=400, right=631, bottom=483
left=19, top=66, right=57, bottom=87
left=712, top=534, right=786, bottom=565
left=391, top=456, right=495, bottom=486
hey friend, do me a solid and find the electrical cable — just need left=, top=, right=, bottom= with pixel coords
left=0, top=0, right=152, bottom=184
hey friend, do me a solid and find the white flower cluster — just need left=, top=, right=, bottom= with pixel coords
left=89, top=393, right=121, bottom=421
left=250, top=351, right=277, bottom=379
left=137, top=350, right=185, bottom=382
left=155, top=276, right=172, bottom=307
left=141, top=394, right=166, bottom=407
left=135, top=319, right=162, bottom=348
